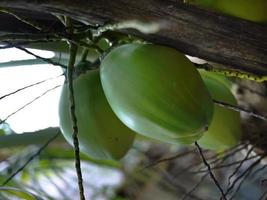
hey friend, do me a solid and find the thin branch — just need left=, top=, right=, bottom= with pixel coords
left=192, top=154, right=262, bottom=174
left=4, top=41, right=67, bottom=68
left=182, top=143, right=246, bottom=176
left=0, top=128, right=60, bottom=148
left=226, top=145, right=255, bottom=187
left=0, top=85, right=61, bottom=124
left=2, top=37, right=101, bottom=68
left=0, top=8, right=44, bottom=31
left=143, top=149, right=195, bottom=169
left=0, top=40, right=58, bottom=50
left=182, top=173, right=208, bottom=200
left=224, top=154, right=266, bottom=197
left=213, top=99, right=267, bottom=121
left=65, top=17, right=85, bottom=200
left=195, top=143, right=248, bottom=173
left=194, top=142, right=227, bottom=200
left=229, top=164, right=267, bottom=200
left=0, top=12, right=100, bottom=54
left=227, top=145, right=267, bottom=199
left=157, top=168, right=204, bottom=200
left=182, top=144, right=247, bottom=200
left=0, top=74, right=63, bottom=100
left=2, top=131, right=60, bottom=186
left=251, top=165, right=267, bottom=180
left=0, top=33, right=58, bottom=42
left=172, top=144, right=246, bottom=179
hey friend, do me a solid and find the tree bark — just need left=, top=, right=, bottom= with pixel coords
left=0, top=0, right=266, bottom=75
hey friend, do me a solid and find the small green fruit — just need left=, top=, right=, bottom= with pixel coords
left=198, top=70, right=241, bottom=150
left=100, top=44, right=214, bottom=144
left=59, top=65, right=136, bottom=160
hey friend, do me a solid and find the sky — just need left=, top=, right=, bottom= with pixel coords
left=0, top=48, right=65, bottom=133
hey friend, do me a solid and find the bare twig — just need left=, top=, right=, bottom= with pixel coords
left=0, top=85, right=61, bottom=124
left=0, top=33, right=58, bottom=42
left=143, top=149, right=195, bottom=169
left=225, top=154, right=266, bottom=197
left=195, top=142, right=227, bottom=200
left=182, top=173, right=208, bottom=200
left=4, top=41, right=67, bottom=68
left=193, top=154, right=262, bottom=174
left=0, top=11, right=100, bottom=55
left=157, top=168, right=204, bottom=200
left=0, top=8, right=44, bottom=31
left=226, top=145, right=255, bottom=187
left=251, top=165, right=267, bottom=180
left=229, top=163, right=267, bottom=200
left=0, top=40, right=61, bottom=50
left=0, top=31, right=91, bottom=44
left=182, top=144, right=247, bottom=200
left=195, top=143, right=248, bottom=173
left=0, top=74, right=63, bottom=100
left=172, top=144, right=246, bottom=179
left=213, top=99, right=267, bottom=121
left=2, top=131, right=60, bottom=185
